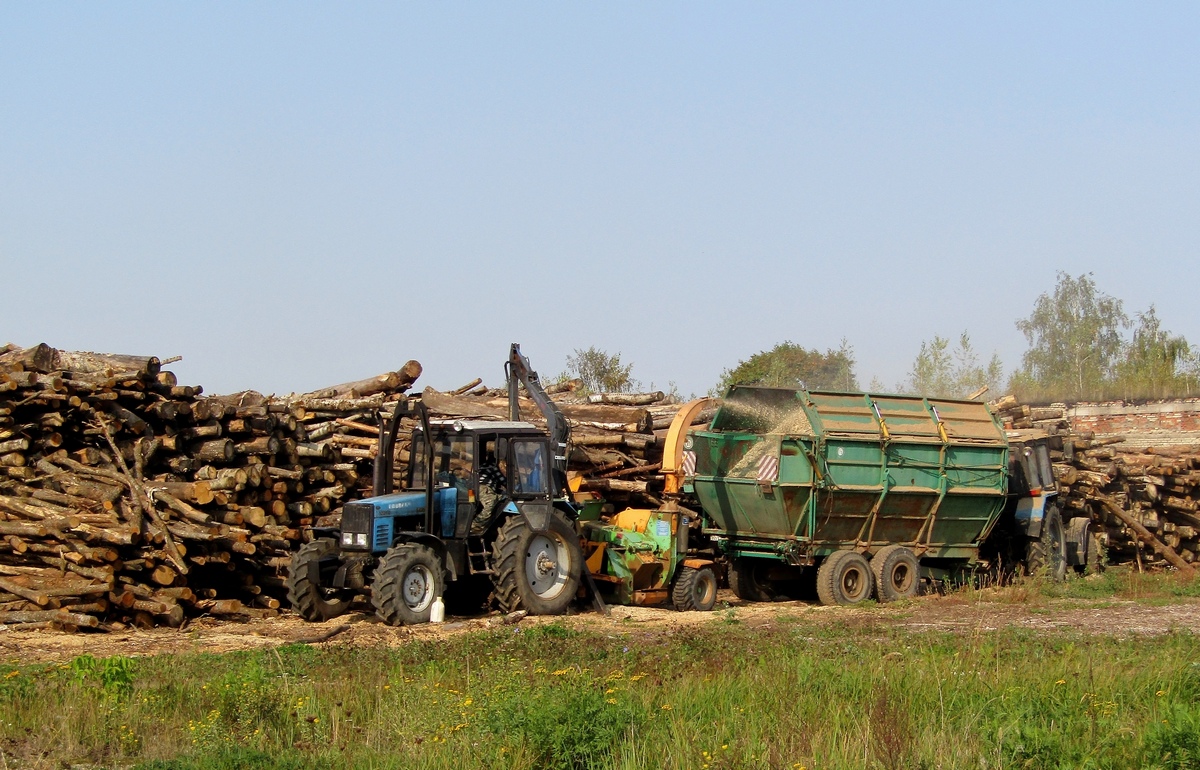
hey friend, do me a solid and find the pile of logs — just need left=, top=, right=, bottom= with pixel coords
left=993, top=395, right=1199, bottom=574
left=0, top=342, right=702, bottom=630
left=0, top=343, right=422, bottom=630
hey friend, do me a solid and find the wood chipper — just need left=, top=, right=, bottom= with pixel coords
left=682, top=387, right=1099, bottom=606
left=576, top=399, right=719, bottom=612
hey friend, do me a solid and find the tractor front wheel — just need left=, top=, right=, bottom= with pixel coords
left=491, top=511, right=582, bottom=615
left=286, top=538, right=353, bottom=622
left=372, top=544, right=444, bottom=626
left=671, top=565, right=718, bottom=612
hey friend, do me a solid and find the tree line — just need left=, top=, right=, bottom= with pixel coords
left=556, top=273, right=1199, bottom=403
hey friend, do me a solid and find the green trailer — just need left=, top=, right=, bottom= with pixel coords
left=686, top=386, right=1078, bottom=605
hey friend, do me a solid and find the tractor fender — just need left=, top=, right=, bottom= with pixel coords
left=513, top=500, right=554, bottom=531
left=1012, top=495, right=1052, bottom=538
left=682, top=558, right=714, bottom=570
left=390, top=532, right=458, bottom=581
left=1063, top=515, right=1091, bottom=568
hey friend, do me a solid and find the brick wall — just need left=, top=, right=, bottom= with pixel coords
left=1066, top=400, right=1200, bottom=447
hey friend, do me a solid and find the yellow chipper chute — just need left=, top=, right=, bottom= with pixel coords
left=577, top=398, right=718, bottom=612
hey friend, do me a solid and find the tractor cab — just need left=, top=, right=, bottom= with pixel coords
left=338, top=420, right=553, bottom=554
left=406, top=420, right=556, bottom=537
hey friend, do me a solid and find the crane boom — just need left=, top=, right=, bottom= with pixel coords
left=506, top=343, right=570, bottom=496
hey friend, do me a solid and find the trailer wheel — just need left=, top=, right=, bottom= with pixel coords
left=729, top=558, right=776, bottom=602
left=671, top=566, right=718, bottom=612
left=1025, top=506, right=1067, bottom=582
left=372, top=544, right=444, bottom=626
left=870, top=546, right=920, bottom=602
left=816, top=551, right=874, bottom=606
left=491, top=511, right=582, bottom=615
left=286, top=538, right=353, bottom=622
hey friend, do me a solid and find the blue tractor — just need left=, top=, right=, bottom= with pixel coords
left=286, top=345, right=585, bottom=625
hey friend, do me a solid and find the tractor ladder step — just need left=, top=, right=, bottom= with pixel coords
left=466, top=537, right=493, bottom=575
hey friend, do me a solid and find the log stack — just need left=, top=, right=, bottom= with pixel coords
left=0, top=343, right=422, bottom=630
left=0, top=342, right=705, bottom=630
left=993, top=395, right=1200, bottom=573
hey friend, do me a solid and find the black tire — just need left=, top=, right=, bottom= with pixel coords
left=671, top=566, right=718, bottom=612
left=1025, top=506, right=1068, bottom=582
left=286, top=538, right=353, bottom=622
left=816, top=550, right=874, bottom=606
left=371, top=544, right=444, bottom=626
left=870, top=545, right=920, bottom=603
left=729, top=558, right=776, bottom=602
left=491, top=511, right=583, bottom=615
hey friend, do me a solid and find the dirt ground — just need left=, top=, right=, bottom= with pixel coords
left=3, top=589, right=1199, bottom=666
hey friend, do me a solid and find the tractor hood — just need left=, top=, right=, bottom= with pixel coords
left=341, top=488, right=459, bottom=551
left=355, top=491, right=430, bottom=516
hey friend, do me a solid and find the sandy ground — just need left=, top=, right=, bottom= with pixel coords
left=2, top=589, right=1199, bottom=666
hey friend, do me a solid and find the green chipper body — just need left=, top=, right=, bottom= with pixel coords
left=689, top=387, right=1010, bottom=568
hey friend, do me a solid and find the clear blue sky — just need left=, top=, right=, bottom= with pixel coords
left=2, top=3, right=1197, bottom=396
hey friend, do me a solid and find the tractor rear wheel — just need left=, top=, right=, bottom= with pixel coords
left=671, top=565, right=718, bottom=612
left=870, top=546, right=920, bottom=603
left=729, top=558, right=776, bottom=602
left=372, top=544, right=444, bottom=626
left=491, top=511, right=582, bottom=615
left=816, top=551, right=874, bottom=606
left=286, top=538, right=353, bottom=622
left=1025, top=506, right=1067, bottom=582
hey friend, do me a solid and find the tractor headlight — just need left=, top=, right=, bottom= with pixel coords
left=355, top=533, right=368, bottom=547
left=342, top=532, right=353, bottom=546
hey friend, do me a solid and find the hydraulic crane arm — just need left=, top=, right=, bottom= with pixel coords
left=506, top=343, right=571, bottom=496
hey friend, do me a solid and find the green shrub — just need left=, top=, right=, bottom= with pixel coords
left=1142, top=704, right=1200, bottom=770
left=69, top=654, right=137, bottom=700
left=483, top=670, right=647, bottom=770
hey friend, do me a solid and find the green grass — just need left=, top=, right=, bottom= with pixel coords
left=1038, top=566, right=1200, bottom=602
left=1, top=607, right=1199, bottom=769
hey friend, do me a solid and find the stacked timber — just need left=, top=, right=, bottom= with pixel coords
left=0, top=343, right=422, bottom=630
left=992, top=394, right=1198, bottom=574
left=1056, top=441, right=1200, bottom=573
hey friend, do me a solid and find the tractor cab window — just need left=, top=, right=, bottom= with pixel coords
left=437, top=435, right=474, bottom=492
left=510, top=440, right=549, bottom=497
left=409, top=433, right=428, bottom=489
left=1015, top=443, right=1052, bottom=492
left=411, top=432, right=475, bottom=492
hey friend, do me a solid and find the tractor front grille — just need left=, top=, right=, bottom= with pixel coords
left=373, top=519, right=394, bottom=552
left=342, top=503, right=373, bottom=536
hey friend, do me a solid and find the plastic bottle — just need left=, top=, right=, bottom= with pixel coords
left=430, top=595, right=445, bottom=623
